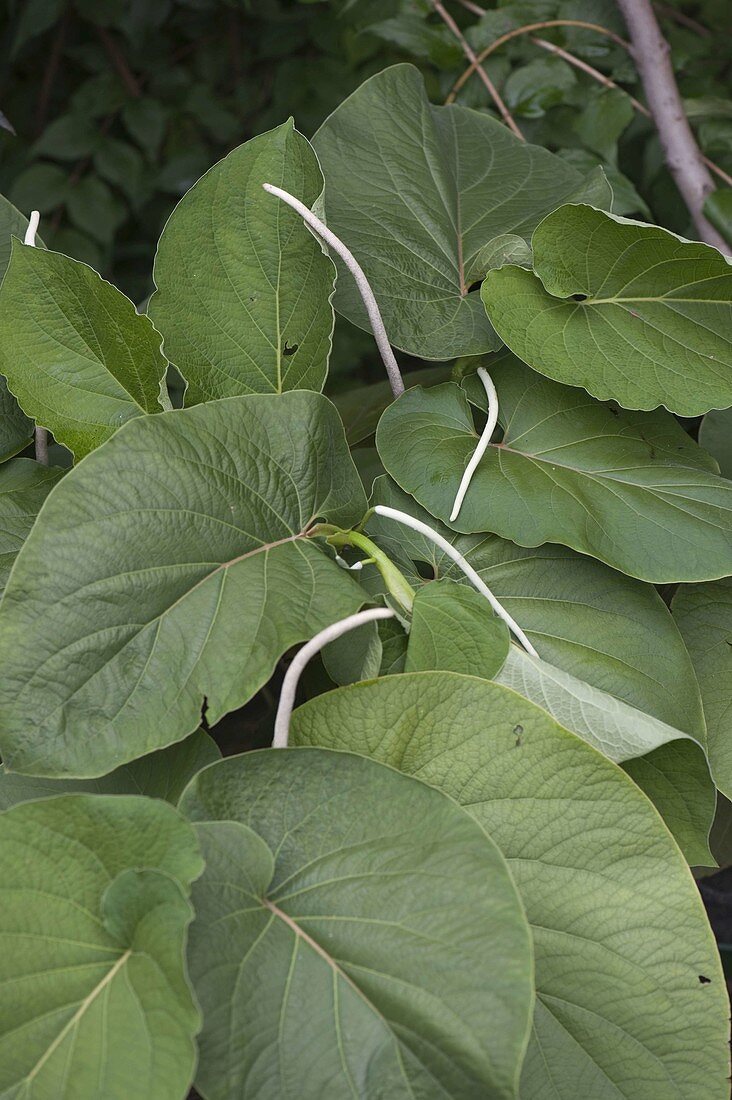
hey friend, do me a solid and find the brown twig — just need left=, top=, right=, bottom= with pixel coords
left=95, top=26, right=142, bottom=99
left=35, top=11, right=68, bottom=137
left=431, top=0, right=524, bottom=139
left=454, top=0, right=485, bottom=15
left=35, top=428, right=49, bottom=465
left=653, top=2, right=711, bottom=38
left=616, top=0, right=726, bottom=249
left=446, top=19, right=630, bottom=103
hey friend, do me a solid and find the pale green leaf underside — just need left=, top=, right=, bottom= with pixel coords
left=375, top=357, right=732, bottom=582
left=0, top=794, right=202, bottom=1100
left=367, top=477, right=706, bottom=736
left=482, top=204, right=732, bottom=415
left=0, top=390, right=367, bottom=778
left=0, top=458, right=63, bottom=595
left=292, top=674, right=729, bottom=1100
left=313, top=64, right=598, bottom=360
left=496, top=648, right=714, bottom=863
left=0, top=242, right=169, bottom=459
left=0, top=729, right=220, bottom=810
left=181, top=748, right=533, bottom=1100
left=673, top=579, right=732, bottom=800
left=149, top=120, right=335, bottom=405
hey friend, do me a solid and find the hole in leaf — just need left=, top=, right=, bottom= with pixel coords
left=698, top=974, right=711, bottom=984
left=571, top=293, right=587, bottom=302
left=283, top=341, right=298, bottom=356
left=414, top=559, right=436, bottom=580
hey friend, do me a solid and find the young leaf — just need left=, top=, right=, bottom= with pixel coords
left=673, top=579, right=732, bottom=799
left=375, top=358, right=732, bottom=582
left=482, top=204, right=732, bottom=415
left=180, top=748, right=533, bottom=1100
left=0, top=794, right=202, bottom=1099
left=312, top=64, right=604, bottom=360
left=0, top=729, right=220, bottom=810
left=406, top=578, right=510, bottom=677
left=292, top=674, right=729, bottom=1100
left=0, top=391, right=368, bottom=777
left=0, top=458, right=63, bottom=594
left=368, top=477, right=706, bottom=735
left=0, top=242, right=169, bottom=459
left=149, top=120, right=335, bottom=405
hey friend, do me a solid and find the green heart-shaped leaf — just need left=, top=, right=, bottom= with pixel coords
left=292, top=673, right=729, bottom=1100
left=149, top=121, right=335, bottom=405
left=0, top=794, right=202, bottom=1099
left=0, top=390, right=367, bottom=777
left=0, top=458, right=63, bottom=595
left=406, top=578, right=510, bottom=677
left=180, top=747, right=534, bottom=1100
left=313, top=64, right=602, bottom=360
left=375, top=358, right=732, bottom=582
left=482, top=204, right=732, bottom=415
left=0, top=242, right=169, bottom=459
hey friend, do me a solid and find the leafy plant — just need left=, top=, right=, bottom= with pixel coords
left=0, top=37, right=730, bottom=1100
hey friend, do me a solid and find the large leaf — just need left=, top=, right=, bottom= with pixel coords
left=482, top=204, right=732, bottom=415
left=0, top=390, right=368, bottom=777
left=312, top=64, right=603, bottom=360
left=367, top=477, right=706, bottom=734
left=406, top=578, right=510, bottom=677
left=376, top=357, right=732, bottom=582
left=180, top=747, right=534, bottom=1100
left=333, top=364, right=450, bottom=447
left=0, top=242, right=169, bottom=459
left=0, top=457, right=63, bottom=595
left=673, top=579, right=732, bottom=799
left=149, top=121, right=335, bottom=405
left=292, top=674, right=729, bottom=1100
left=0, top=794, right=203, bottom=1099
left=0, top=729, right=220, bottom=810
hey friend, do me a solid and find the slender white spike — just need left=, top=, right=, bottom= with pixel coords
left=450, top=366, right=498, bottom=522
left=272, top=607, right=396, bottom=748
left=373, top=504, right=538, bottom=656
left=262, top=183, right=404, bottom=398
left=24, top=210, right=40, bottom=247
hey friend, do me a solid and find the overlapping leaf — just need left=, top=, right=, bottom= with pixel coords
left=482, top=204, right=732, bottom=415
left=406, top=578, right=510, bottom=677
left=0, top=377, right=33, bottom=461
left=0, top=457, right=63, bottom=594
left=180, top=748, right=534, bottom=1100
left=149, top=121, right=335, bottom=405
left=673, top=579, right=732, bottom=799
left=0, top=242, right=169, bottom=458
left=0, top=729, right=220, bottom=810
left=366, top=477, right=706, bottom=733
left=313, top=64, right=605, bottom=360
left=0, top=390, right=368, bottom=777
left=700, top=407, right=732, bottom=477
left=376, top=356, right=732, bottom=582
left=0, top=192, right=44, bottom=278
left=292, top=673, right=729, bottom=1100
left=0, top=794, right=202, bottom=1099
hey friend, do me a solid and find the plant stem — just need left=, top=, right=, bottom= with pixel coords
left=272, top=607, right=396, bottom=748
left=326, top=529, right=416, bottom=612
left=372, top=505, right=538, bottom=656
left=450, top=367, right=497, bottom=522
left=262, top=184, right=404, bottom=397
left=446, top=19, right=630, bottom=103
left=23, top=211, right=50, bottom=465
left=615, top=0, right=727, bottom=251
left=430, top=0, right=524, bottom=140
